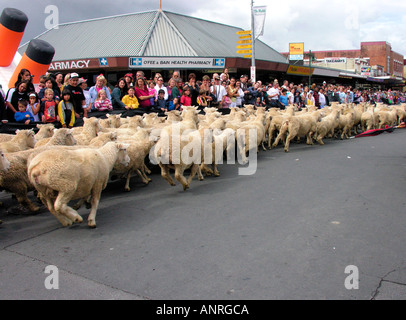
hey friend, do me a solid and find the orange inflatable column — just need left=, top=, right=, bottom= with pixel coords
left=0, top=8, right=28, bottom=67
left=9, top=39, right=55, bottom=88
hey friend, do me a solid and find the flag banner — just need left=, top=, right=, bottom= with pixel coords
left=253, top=6, right=267, bottom=39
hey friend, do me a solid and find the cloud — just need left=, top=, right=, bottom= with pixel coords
left=1, top=0, right=405, bottom=57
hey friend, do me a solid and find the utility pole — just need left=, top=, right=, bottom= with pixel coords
left=306, top=50, right=315, bottom=87
left=251, top=0, right=256, bottom=83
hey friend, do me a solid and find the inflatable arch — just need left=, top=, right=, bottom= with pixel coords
left=0, top=7, right=55, bottom=93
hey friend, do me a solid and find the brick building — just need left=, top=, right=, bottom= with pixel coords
left=300, top=42, right=403, bottom=78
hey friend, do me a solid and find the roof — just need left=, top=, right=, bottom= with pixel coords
left=18, top=10, right=288, bottom=64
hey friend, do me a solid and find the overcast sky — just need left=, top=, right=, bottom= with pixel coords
left=2, top=0, right=406, bottom=57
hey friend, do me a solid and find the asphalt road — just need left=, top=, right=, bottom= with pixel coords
left=1, top=128, right=406, bottom=300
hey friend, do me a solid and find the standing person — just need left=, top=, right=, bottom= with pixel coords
left=78, top=78, right=92, bottom=112
left=226, top=77, right=240, bottom=108
left=148, top=81, right=157, bottom=108
left=58, top=89, right=75, bottom=128
left=5, top=80, right=29, bottom=122
left=278, top=89, right=289, bottom=108
left=89, top=74, right=112, bottom=110
left=154, top=76, right=168, bottom=101
left=122, top=86, right=139, bottom=110
left=196, top=88, right=208, bottom=109
left=55, top=72, right=64, bottom=92
left=40, top=88, right=59, bottom=124
left=312, top=86, right=320, bottom=108
left=186, top=73, right=199, bottom=106
left=180, top=86, right=192, bottom=107
left=14, top=100, right=34, bottom=125
left=27, top=92, right=41, bottom=122
left=318, top=87, right=327, bottom=108
left=64, top=73, right=88, bottom=118
left=111, top=78, right=127, bottom=110
left=38, top=76, right=60, bottom=103
left=210, top=74, right=227, bottom=107
left=220, top=68, right=229, bottom=83
left=14, top=68, right=35, bottom=94
left=93, top=89, right=113, bottom=112
left=170, top=78, right=182, bottom=101
left=172, top=70, right=180, bottom=82
left=240, top=74, right=251, bottom=105
left=267, top=80, right=280, bottom=108
left=166, top=78, right=177, bottom=102
left=235, top=79, right=245, bottom=108
left=338, top=86, right=346, bottom=104
left=155, top=89, right=168, bottom=113
left=36, top=75, right=47, bottom=94
left=307, top=91, right=315, bottom=106
left=133, top=77, right=154, bottom=112
left=124, top=73, right=134, bottom=91
left=200, top=75, right=215, bottom=107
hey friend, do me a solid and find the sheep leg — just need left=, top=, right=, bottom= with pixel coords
left=213, top=163, right=220, bottom=177
left=124, top=169, right=134, bottom=191
left=87, top=187, right=103, bottom=228
left=284, top=134, right=295, bottom=153
left=174, top=166, right=189, bottom=190
left=43, top=196, right=73, bottom=226
left=15, top=190, right=40, bottom=212
left=159, top=164, right=176, bottom=186
left=140, top=166, right=152, bottom=183
left=54, top=192, right=83, bottom=225
left=188, top=164, right=201, bottom=185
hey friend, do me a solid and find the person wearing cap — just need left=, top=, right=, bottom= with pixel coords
left=124, top=73, right=134, bottom=90
left=210, top=74, right=227, bottom=107
left=64, top=72, right=88, bottom=118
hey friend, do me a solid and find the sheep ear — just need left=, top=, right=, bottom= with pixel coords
left=53, top=128, right=58, bottom=133
left=67, top=128, right=74, bottom=134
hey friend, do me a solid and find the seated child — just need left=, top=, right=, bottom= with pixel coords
left=94, top=89, right=113, bottom=112
left=168, top=97, right=181, bottom=111
left=58, top=89, right=75, bottom=128
left=155, top=89, right=167, bottom=112
left=121, top=86, right=139, bottom=109
left=197, top=88, right=208, bottom=108
left=14, top=99, right=34, bottom=124
left=40, top=88, right=60, bottom=123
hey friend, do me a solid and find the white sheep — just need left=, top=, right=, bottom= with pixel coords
left=1, top=129, right=77, bottom=212
left=28, top=142, right=131, bottom=228
left=73, top=117, right=103, bottom=145
left=0, top=129, right=36, bottom=153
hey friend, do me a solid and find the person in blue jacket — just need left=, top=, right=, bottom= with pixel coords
left=14, top=100, right=34, bottom=124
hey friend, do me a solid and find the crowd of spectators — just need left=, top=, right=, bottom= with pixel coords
left=1, top=67, right=405, bottom=128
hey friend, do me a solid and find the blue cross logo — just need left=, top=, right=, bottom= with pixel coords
left=131, top=58, right=143, bottom=66
left=215, top=58, right=225, bottom=67
left=99, top=58, right=108, bottom=66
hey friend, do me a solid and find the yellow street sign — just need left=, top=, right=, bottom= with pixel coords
left=237, top=50, right=252, bottom=54
left=237, top=30, right=251, bottom=35
left=237, top=40, right=252, bottom=44
left=237, top=45, right=252, bottom=49
left=239, top=35, right=251, bottom=39
left=244, top=55, right=252, bottom=58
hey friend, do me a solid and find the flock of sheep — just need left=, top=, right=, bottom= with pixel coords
left=0, top=101, right=404, bottom=228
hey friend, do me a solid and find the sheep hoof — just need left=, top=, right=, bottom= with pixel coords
left=183, top=184, right=190, bottom=191
left=214, top=172, right=220, bottom=177
left=29, top=205, right=40, bottom=212
left=88, top=220, right=96, bottom=228
left=124, top=187, right=131, bottom=192
left=284, top=149, right=289, bottom=153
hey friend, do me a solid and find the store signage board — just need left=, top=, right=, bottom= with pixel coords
left=129, top=57, right=226, bottom=69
